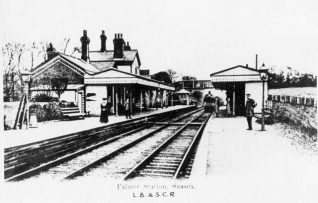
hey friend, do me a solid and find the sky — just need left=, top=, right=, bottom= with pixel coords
left=1, top=0, right=317, bottom=79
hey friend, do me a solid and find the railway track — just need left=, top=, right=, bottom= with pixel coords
left=5, top=108, right=204, bottom=181
left=4, top=106, right=196, bottom=179
left=67, top=112, right=209, bottom=181
left=123, top=112, right=211, bottom=180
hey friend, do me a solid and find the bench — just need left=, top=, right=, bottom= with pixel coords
left=254, top=108, right=274, bottom=124
left=60, top=107, right=85, bottom=120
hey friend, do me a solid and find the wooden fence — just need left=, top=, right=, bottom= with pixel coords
left=267, top=94, right=317, bottom=107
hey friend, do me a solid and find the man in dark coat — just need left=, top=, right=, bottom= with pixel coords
left=100, top=98, right=109, bottom=123
left=124, top=98, right=132, bottom=119
left=245, top=93, right=257, bottom=130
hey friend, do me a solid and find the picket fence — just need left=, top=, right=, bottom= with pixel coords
left=267, top=94, right=317, bottom=107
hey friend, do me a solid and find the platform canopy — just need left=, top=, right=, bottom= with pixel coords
left=30, top=84, right=84, bottom=91
left=84, top=68, right=175, bottom=91
left=210, top=65, right=267, bottom=83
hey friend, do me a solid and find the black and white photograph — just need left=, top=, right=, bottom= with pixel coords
left=1, top=0, right=317, bottom=202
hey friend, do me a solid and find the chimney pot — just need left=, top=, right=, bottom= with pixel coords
left=100, top=30, right=107, bottom=52
left=46, top=43, right=57, bottom=60
left=80, top=30, right=90, bottom=61
left=113, top=32, right=125, bottom=58
left=124, top=41, right=131, bottom=51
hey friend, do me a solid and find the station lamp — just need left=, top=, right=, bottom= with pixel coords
left=259, top=64, right=268, bottom=131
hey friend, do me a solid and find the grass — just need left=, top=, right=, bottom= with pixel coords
left=269, top=87, right=316, bottom=98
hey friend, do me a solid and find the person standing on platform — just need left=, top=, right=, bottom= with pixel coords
left=245, top=93, right=257, bottom=130
left=124, top=98, right=132, bottom=119
left=226, top=97, right=231, bottom=117
left=215, top=97, right=219, bottom=117
left=100, top=98, right=109, bottom=123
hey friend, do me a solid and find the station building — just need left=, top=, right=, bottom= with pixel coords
left=30, top=30, right=175, bottom=116
left=173, top=80, right=213, bottom=92
left=210, top=65, right=268, bottom=116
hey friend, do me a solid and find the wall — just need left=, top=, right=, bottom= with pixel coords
left=31, top=61, right=84, bottom=88
left=31, top=90, right=77, bottom=102
left=131, top=58, right=140, bottom=75
left=86, top=85, right=108, bottom=116
left=245, top=82, right=268, bottom=113
left=117, top=65, right=131, bottom=73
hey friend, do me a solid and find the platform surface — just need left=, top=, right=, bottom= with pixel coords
left=190, top=116, right=318, bottom=202
left=4, top=105, right=190, bottom=148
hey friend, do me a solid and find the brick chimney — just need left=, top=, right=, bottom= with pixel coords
left=113, top=33, right=125, bottom=58
left=124, top=41, right=131, bottom=51
left=46, top=43, right=58, bottom=61
left=80, top=30, right=90, bottom=61
left=100, top=30, right=107, bottom=52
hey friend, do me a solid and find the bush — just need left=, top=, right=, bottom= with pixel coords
left=32, top=93, right=58, bottom=102
left=43, top=102, right=63, bottom=120
left=29, top=104, right=47, bottom=122
left=30, top=102, right=63, bottom=122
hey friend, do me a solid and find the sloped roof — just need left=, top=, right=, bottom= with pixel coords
left=73, top=49, right=141, bottom=65
left=176, top=89, right=190, bottom=94
left=85, top=68, right=175, bottom=91
left=31, top=53, right=101, bottom=76
left=89, top=50, right=138, bottom=61
left=90, top=61, right=116, bottom=71
left=30, top=84, right=84, bottom=91
left=59, top=54, right=100, bottom=74
left=210, top=65, right=261, bottom=76
left=210, top=65, right=268, bottom=83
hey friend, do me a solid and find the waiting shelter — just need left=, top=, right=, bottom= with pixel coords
left=210, top=65, right=268, bottom=116
left=176, top=89, right=190, bottom=105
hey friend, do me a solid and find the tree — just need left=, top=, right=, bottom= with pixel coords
left=29, top=42, right=47, bottom=67
left=151, top=71, right=172, bottom=84
left=60, top=37, right=71, bottom=54
left=2, top=43, right=26, bottom=101
left=51, top=78, right=68, bottom=99
left=167, top=69, right=178, bottom=83
left=268, top=68, right=317, bottom=89
left=2, top=39, right=75, bottom=102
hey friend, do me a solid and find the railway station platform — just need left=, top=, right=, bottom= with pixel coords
left=3, top=105, right=192, bottom=148
left=190, top=116, right=318, bottom=202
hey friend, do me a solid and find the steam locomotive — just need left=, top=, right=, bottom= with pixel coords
left=203, top=93, right=216, bottom=113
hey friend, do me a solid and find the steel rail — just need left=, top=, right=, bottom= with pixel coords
left=4, top=121, right=152, bottom=178
left=6, top=108, right=202, bottom=182
left=173, top=113, right=211, bottom=179
left=62, top=109, right=204, bottom=180
left=122, top=111, right=205, bottom=180
left=5, top=126, right=147, bottom=182
left=5, top=106, right=196, bottom=153
left=5, top=108, right=200, bottom=177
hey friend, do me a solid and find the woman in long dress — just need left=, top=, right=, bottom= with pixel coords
left=100, top=98, right=109, bottom=123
